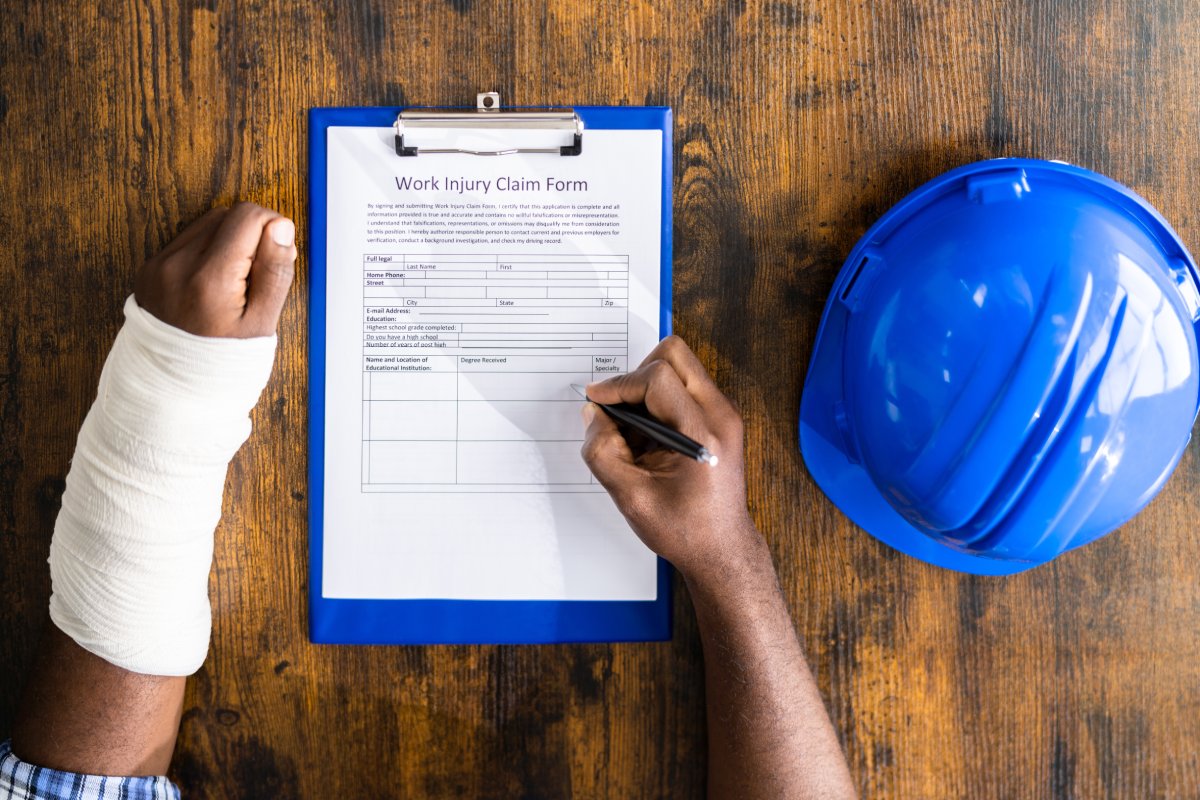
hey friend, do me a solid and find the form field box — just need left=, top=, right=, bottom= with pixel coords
left=545, top=270, right=609, bottom=280
left=405, top=263, right=494, bottom=273
left=456, top=440, right=592, bottom=484
left=457, top=345, right=628, bottom=357
left=457, top=355, right=594, bottom=372
left=549, top=287, right=608, bottom=299
left=414, top=275, right=493, bottom=286
left=366, top=441, right=457, bottom=484
left=534, top=278, right=627, bottom=287
left=458, top=372, right=594, bottom=402
left=459, top=332, right=592, bottom=341
left=487, top=286, right=548, bottom=299
left=541, top=278, right=623, bottom=288
left=483, top=298, right=607, bottom=307
left=454, top=315, right=619, bottom=328
left=531, top=263, right=615, bottom=273
left=425, top=286, right=487, bottom=299
left=409, top=298, right=496, bottom=307
left=458, top=400, right=582, bottom=440
left=368, top=401, right=457, bottom=439
left=496, top=255, right=627, bottom=264
left=363, top=286, right=426, bottom=298
left=362, top=355, right=459, bottom=372
left=368, top=372, right=458, bottom=400
left=461, top=323, right=627, bottom=333
left=592, top=355, right=628, bottom=372
left=489, top=271, right=547, bottom=280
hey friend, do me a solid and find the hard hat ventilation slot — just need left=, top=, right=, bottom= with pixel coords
left=1169, top=258, right=1200, bottom=323
left=952, top=346, right=1080, bottom=546
left=962, top=296, right=1129, bottom=553
left=838, top=255, right=873, bottom=307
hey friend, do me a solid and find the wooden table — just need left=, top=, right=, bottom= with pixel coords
left=2, top=2, right=1199, bottom=797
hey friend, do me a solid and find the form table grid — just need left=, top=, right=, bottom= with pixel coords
left=360, top=253, right=631, bottom=492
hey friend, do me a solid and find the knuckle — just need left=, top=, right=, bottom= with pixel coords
left=233, top=200, right=265, bottom=215
left=229, top=201, right=271, bottom=228
left=581, top=433, right=606, bottom=465
left=265, top=255, right=296, bottom=282
left=162, top=250, right=192, bottom=275
left=186, top=264, right=216, bottom=288
left=621, top=488, right=654, bottom=525
left=187, top=268, right=229, bottom=302
left=644, top=359, right=672, bottom=384
left=605, top=371, right=635, bottom=396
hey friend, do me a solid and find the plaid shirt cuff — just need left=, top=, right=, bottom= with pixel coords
left=0, top=740, right=180, bottom=800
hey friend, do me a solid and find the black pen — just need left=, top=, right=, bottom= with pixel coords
left=572, top=384, right=719, bottom=467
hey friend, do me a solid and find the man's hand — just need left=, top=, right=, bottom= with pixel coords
left=581, top=335, right=758, bottom=579
left=581, top=336, right=858, bottom=799
left=134, top=202, right=296, bottom=338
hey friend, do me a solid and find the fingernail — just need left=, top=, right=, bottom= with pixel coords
left=271, top=218, right=296, bottom=247
left=581, top=403, right=596, bottom=425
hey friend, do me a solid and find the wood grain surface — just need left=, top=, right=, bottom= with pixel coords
left=2, top=1, right=1199, bottom=797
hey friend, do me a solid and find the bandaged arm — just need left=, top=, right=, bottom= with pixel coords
left=48, top=295, right=277, bottom=676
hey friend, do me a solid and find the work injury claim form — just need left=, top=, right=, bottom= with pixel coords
left=319, top=122, right=664, bottom=605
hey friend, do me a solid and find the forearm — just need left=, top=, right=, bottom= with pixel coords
left=683, top=523, right=856, bottom=800
left=9, top=296, right=270, bottom=773
left=579, top=337, right=855, bottom=797
left=11, top=626, right=184, bottom=775
left=7, top=206, right=294, bottom=778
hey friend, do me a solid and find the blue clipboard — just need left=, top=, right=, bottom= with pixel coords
left=308, top=105, right=673, bottom=644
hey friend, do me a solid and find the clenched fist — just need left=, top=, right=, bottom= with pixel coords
left=134, top=202, right=296, bottom=338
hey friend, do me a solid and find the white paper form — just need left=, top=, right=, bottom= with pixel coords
left=321, top=126, right=663, bottom=600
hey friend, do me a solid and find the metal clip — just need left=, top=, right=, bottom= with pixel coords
left=394, top=92, right=583, bottom=157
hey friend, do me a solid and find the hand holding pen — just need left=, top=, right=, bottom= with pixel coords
left=578, top=336, right=755, bottom=577
left=571, top=384, right=718, bottom=466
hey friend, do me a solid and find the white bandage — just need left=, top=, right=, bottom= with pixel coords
left=48, top=296, right=277, bottom=676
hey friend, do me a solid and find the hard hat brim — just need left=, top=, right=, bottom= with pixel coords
left=799, top=414, right=1039, bottom=575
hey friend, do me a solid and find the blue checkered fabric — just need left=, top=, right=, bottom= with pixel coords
left=0, top=740, right=180, bottom=800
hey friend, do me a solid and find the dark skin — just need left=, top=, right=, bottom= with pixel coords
left=11, top=205, right=855, bottom=797
left=11, top=628, right=186, bottom=776
left=583, top=337, right=858, bottom=799
left=10, top=202, right=296, bottom=776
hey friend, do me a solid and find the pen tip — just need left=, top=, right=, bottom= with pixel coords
left=699, top=449, right=719, bottom=467
left=570, top=383, right=588, bottom=400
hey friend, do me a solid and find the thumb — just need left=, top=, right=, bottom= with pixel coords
left=244, top=217, right=297, bottom=335
left=580, top=403, right=643, bottom=500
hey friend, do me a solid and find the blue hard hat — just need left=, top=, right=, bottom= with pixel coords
left=799, top=159, right=1200, bottom=575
